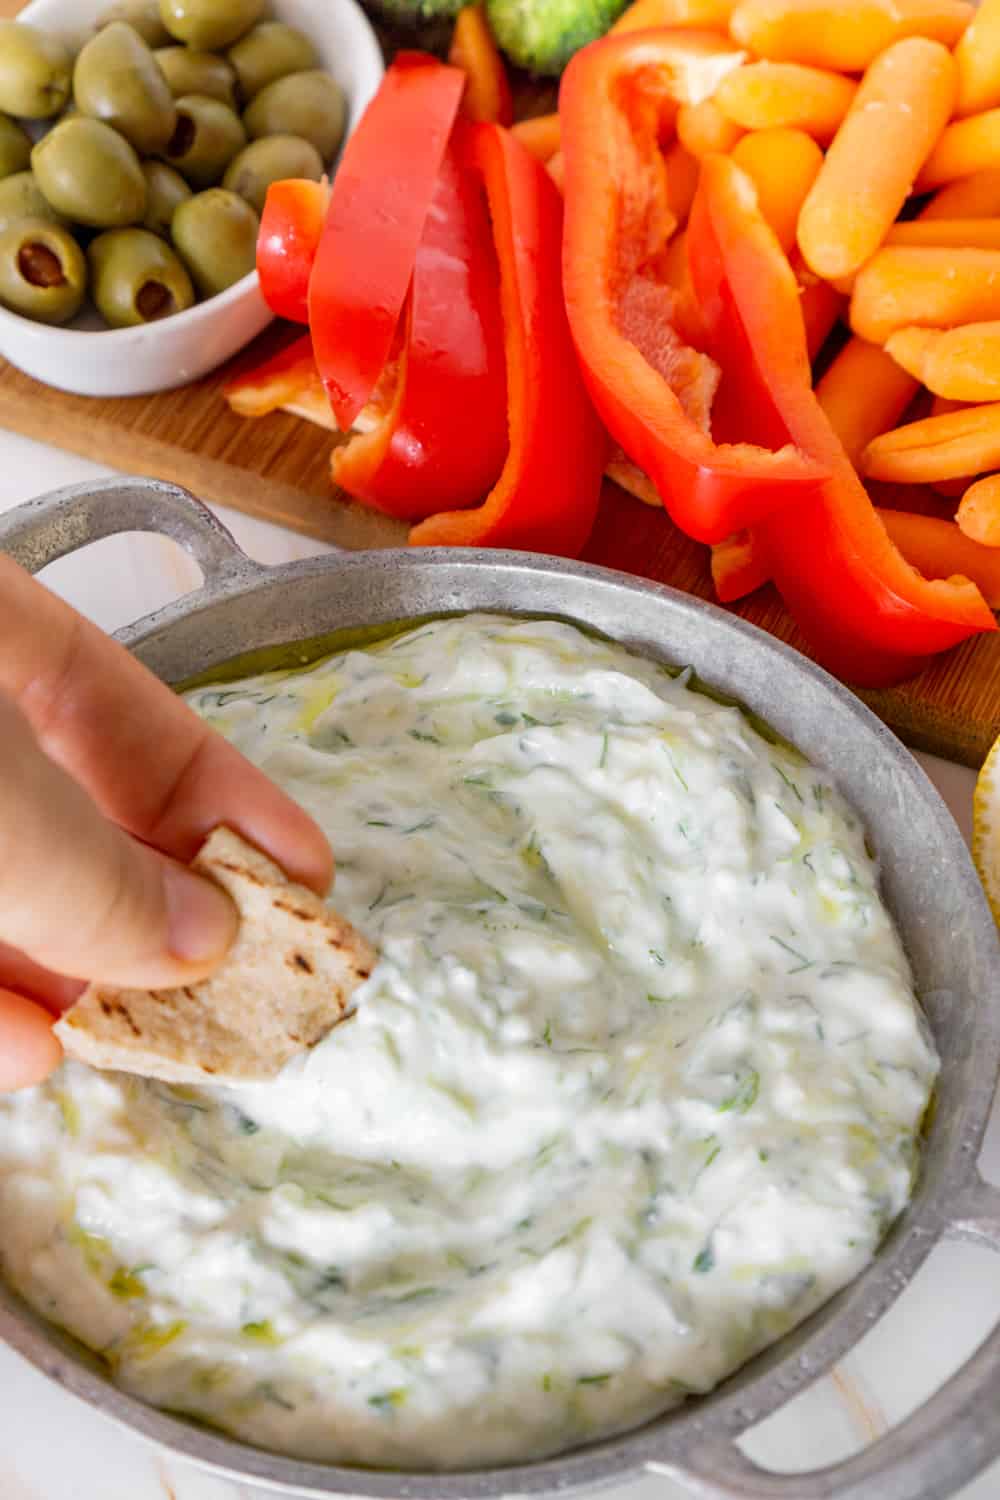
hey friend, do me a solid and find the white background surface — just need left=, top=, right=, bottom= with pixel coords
left=2, top=428, right=999, bottom=1500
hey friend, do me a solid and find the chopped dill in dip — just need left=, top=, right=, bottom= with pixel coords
left=0, top=615, right=937, bottom=1469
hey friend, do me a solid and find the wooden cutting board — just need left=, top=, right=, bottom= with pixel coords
left=1, top=0, right=997, bottom=766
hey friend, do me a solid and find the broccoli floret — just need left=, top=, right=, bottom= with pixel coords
left=485, top=0, right=630, bottom=74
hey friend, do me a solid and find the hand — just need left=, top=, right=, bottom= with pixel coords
left=0, top=555, right=333, bottom=1091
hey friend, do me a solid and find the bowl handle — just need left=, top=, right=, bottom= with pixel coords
left=0, top=477, right=256, bottom=587
left=652, top=1168, right=1000, bottom=1500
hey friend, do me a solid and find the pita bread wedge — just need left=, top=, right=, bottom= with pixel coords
left=54, top=828, right=376, bottom=1085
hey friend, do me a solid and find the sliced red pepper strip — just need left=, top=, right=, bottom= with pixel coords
left=223, top=333, right=333, bottom=426
left=410, top=124, right=606, bottom=553
left=308, top=53, right=466, bottom=430
left=713, top=510, right=1000, bottom=611
left=559, top=30, right=826, bottom=545
left=687, top=153, right=995, bottom=684
left=257, top=179, right=329, bottom=325
left=449, top=4, right=513, bottom=125
left=333, top=124, right=508, bottom=521
left=711, top=531, right=769, bottom=602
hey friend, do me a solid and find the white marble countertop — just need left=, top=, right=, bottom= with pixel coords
left=2, top=428, right=999, bottom=1500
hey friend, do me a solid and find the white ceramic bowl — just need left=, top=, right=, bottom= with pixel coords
left=0, top=0, right=384, bottom=396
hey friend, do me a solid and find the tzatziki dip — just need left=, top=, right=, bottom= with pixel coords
left=0, top=615, right=937, bottom=1469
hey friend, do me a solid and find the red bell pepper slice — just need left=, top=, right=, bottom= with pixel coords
left=559, top=30, right=827, bottom=546
left=257, top=179, right=329, bottom=325
left=687, top=153, right=995, bottom=684
left=308, top=53, right=466, bottom=430
left=449, top=4, right=513, bottom=125
left=410, top=124, right=606, bottom=554
left=223, top=333, right=333, bottom=426
left=333, top=124, right=508, bottom=520
left=711, top=531, right=769, bottom=602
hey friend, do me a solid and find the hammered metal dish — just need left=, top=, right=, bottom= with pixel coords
left=2, top=477, right=1000, bottom=1500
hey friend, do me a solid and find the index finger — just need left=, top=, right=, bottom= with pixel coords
left=0, top=556, right=333, bottom=895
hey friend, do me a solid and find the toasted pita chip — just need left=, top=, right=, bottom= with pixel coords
left=54, top=828, right=375, bottom=1085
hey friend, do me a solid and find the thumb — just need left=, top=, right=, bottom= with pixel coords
left=0, top=696, right=238, bottom=991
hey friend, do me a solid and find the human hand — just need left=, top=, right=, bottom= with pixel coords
left=0, top=554, right=333, bottom=1091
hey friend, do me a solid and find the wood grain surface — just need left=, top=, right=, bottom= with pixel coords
left=1, top=0, right=998, bottom=765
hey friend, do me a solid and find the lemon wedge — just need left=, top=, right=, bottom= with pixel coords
left=973, top=732, right=1000, bottom=924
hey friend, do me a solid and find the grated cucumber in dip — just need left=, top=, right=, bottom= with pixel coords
left=0, top=615, right=937, bottom=1469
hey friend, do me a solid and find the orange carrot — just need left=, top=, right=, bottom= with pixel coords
left=547, top=150, right=565, bottom=191
left=815, top=337, right=919, bottom=465
left=714, top=61, right=856, bottom=142
left=612, top=0, right=737, bottom=30
left=511, top=114, right=560, bottom=164
left=730, top=127, right=823, bottom=254
left=954, top=0, right=1000, bottom=116
left=917, top=109, right=1000, bottom=190
left=850, top=246, right=1000, bottom=344
left=862, top=401, right=1000, bottom=482
left=449, top=4, right=513, bottom=124
left=664, top=140, right=702, bottom=227
left=730, top=0, right=971, bottom=73
left=677, top=98, right=745, bottom=156
left=887, top=321, right=1000, bottom=401
left=958, top=474, right=1000, bottom=543
left=797, top=40, right=955, bottom=282
left=922, top=166, right=1000, bottom=216
left=885, top=217, right=1000, bottom=249
left=797, top=266, right=844, bottom=359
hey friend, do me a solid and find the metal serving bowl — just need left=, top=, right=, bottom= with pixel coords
left=2, top=476, right=1000, bottom=1500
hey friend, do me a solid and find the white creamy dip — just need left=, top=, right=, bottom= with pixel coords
left=0, top=615, right=937, bottom=1469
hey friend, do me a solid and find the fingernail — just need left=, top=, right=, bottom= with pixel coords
left=163, top=865, right=238, bottom=963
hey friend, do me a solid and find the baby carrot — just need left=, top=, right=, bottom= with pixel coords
left=885, top=217, right=1000, bottom=249
left=797, top=39, right=956, bottom=282
left=850, top=247, right=1000, bottom=344
left=815, top=337, right=919, bottom=465
left=862, top=402, right=1000, bottom=482
left=664, top=140, right=702, bottom=228
left=880, top=508, right=1000, bottom=600
left=955, top=0, right=1000, bottom=117
left=714, top=62, right=856, bottom=142
left=612, top=0, right=737, bottom=30
left=677, top=98, right=745, bottom=157
left=511, top=114, right=560, bottom=163
left=922, top=166, right=1000, bottom=216
left=797, top=267, right=844, bottom=359
left=730, top=0, right=972, bottom=74
left=958, top=473, right=1000, bottom=543
left=887, top=322, right=1000, bottom=401
left=916, top=109, right=1000, bottom=191
left=730, top=127, right=823, bottom=254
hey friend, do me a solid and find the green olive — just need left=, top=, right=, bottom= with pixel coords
left=158, top=0, right=263, bottom=50
left=164, top=93, right=246, bottom=189
left=0, top=217, right=86, bottom=324
left=97, top=0, right=171, bottom=47
left=154, top=46, right=237, bottom=108
left=171, top=186, right=257, bottom=297
left=0, top=172, right=65, bottom=235
left=0, top=22, right=72, bottom=120
left=222, top=134, right=323, bottom=215
left=243, top=71, right=346, bottom=163
left=32, top=117, right=146, bottom=228
left=0, top=115, right=32, bottom=180
left=88, top=225, right=194, bottom=327
left=73, top=22, right=176, bottom=156
left=141, top=159, right=191, bottom=236
left=227, top=23, right=319, bottom=102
